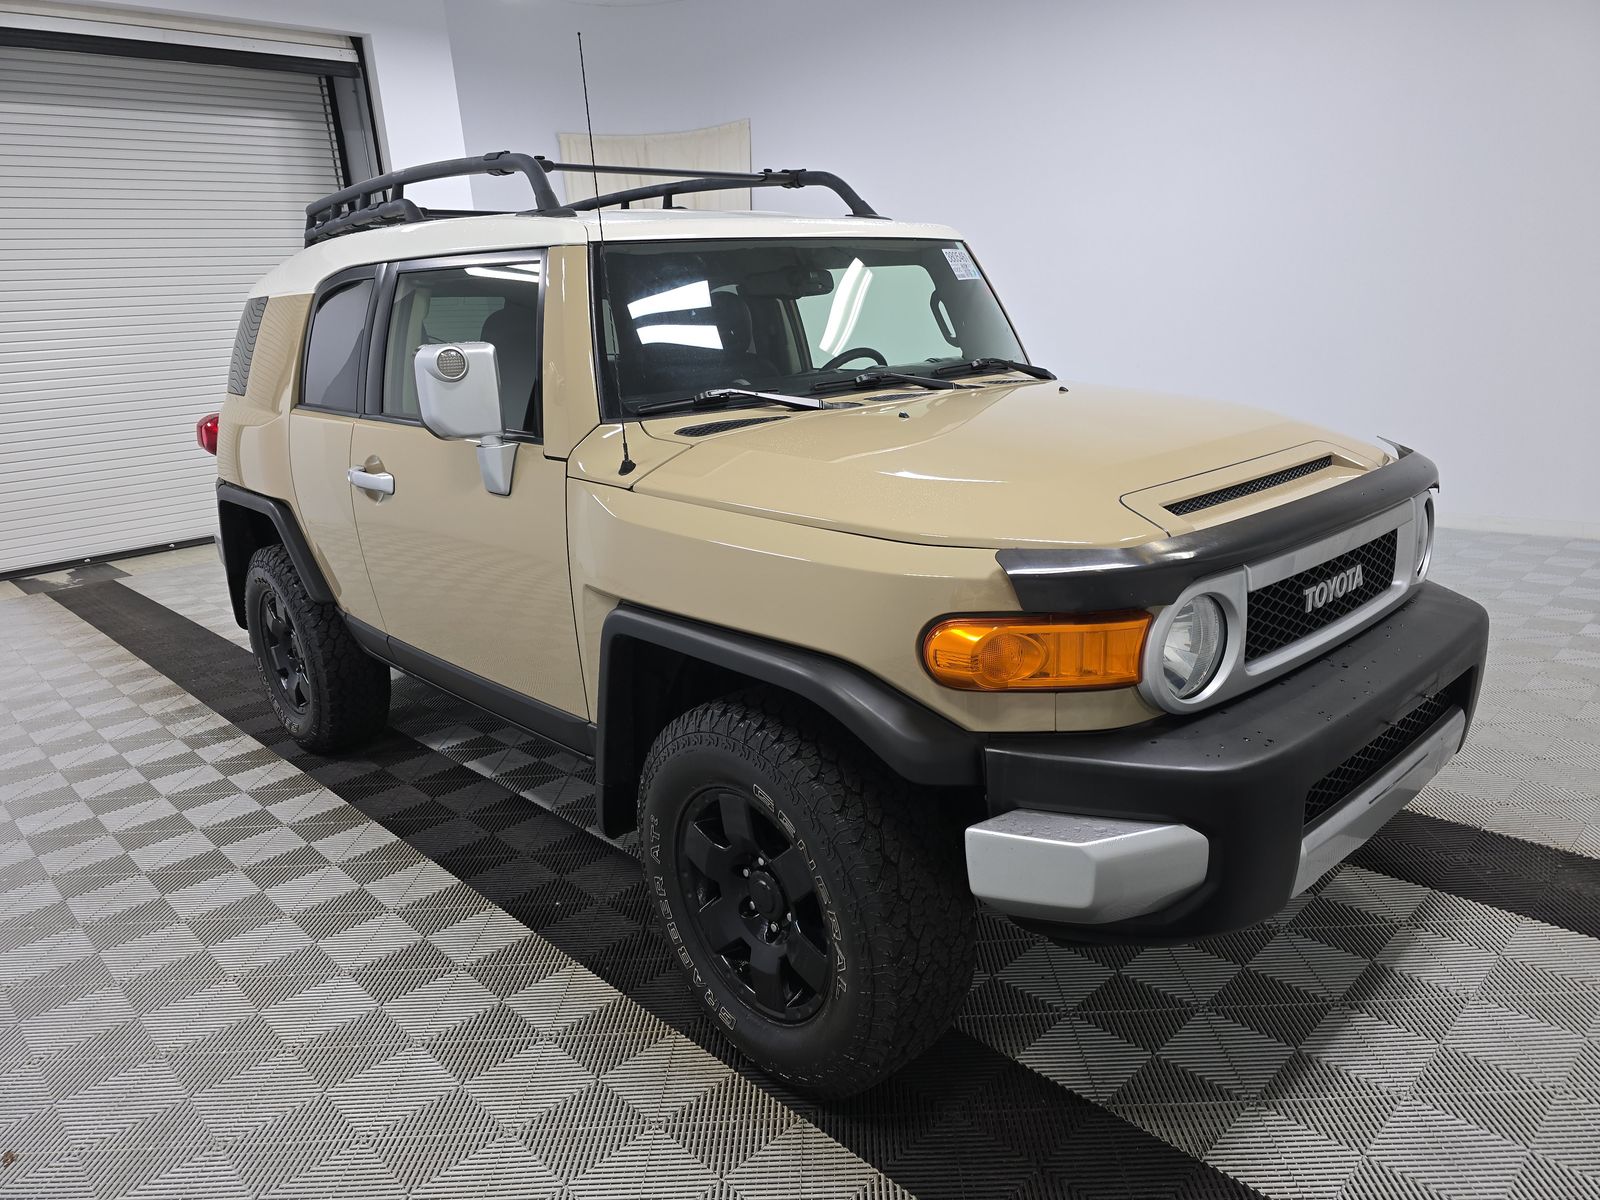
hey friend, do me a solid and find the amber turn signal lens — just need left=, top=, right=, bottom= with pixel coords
left=922, top=614, right=1150, bottom=691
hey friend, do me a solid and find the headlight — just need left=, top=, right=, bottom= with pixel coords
left=1162, top=596, right=1226, bottom=699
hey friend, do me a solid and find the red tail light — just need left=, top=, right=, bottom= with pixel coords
left=196, top=412, right=219, bottom=455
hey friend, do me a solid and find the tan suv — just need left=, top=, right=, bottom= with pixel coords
left=202, top=151, right=1489, bottom=1096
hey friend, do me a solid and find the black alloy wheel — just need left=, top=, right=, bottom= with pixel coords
left=678, top=785, right=830, bottom=1022
left=242, top=544, right=390, bottom=753
left=638, top=692, right=978, bottom=1096
left=255, top=588, right=310, bottom=715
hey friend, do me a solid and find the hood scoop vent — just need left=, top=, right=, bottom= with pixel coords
left=675, top=415, right=791, bottom=438
left=1166, top=455, right=1334, bottom=516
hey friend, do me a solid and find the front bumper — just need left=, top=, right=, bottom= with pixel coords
left=965, top=581, right=1488, bottom=941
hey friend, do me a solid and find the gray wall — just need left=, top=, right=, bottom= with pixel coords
left=449, top=0, right=1600, bottom=533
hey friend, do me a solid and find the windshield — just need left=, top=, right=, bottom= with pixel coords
left=594, top=238, right=1026, bottom=417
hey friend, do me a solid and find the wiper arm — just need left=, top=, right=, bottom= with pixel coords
left=636, top=388, right=827, bottom=416
left=810, top=370, right=960, bottom=396
left=932, top=357, right=1057, bottom=381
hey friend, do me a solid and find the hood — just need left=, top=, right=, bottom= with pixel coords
left=633, top=380, right=1386, bottom=549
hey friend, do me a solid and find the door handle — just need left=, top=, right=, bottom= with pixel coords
left=347, top=467, right=395, bottom=495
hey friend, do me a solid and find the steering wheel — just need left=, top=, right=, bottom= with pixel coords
left=820, top=347, right=888, bottom=371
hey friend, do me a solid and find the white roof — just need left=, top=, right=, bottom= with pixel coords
left=251, top=208, right=964, bottom=298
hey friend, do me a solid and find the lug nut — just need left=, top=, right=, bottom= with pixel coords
left=756, top=857, right=766, bottom=867
left=741, top=868, right=750, bottom=877
left=768, top=922, right=778, bottom=935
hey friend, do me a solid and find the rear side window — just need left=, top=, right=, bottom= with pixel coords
left=301, top=279, right=373, bottom=412
left=382, top=260, right=543, bottom=436
left=228, top=296, right=268, bottom=396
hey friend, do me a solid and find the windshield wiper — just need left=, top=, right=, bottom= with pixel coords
left=635, top=388, right=826, bottom=416
left=932, top=357, right=1056, bottom=381
left=810, top=370, right=959, bottom=396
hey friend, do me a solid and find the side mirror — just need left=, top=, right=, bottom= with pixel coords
left=414, top=342, right=516, bottom=496
left=415, top=342, right=502, bottom=439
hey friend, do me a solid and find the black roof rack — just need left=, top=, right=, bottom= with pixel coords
left=305, top=150, right=883, bottom=246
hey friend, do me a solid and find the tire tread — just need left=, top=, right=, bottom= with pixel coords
left=246, top=544, right=389, bottom=753
left=638, top=689, right=975, bottom=1096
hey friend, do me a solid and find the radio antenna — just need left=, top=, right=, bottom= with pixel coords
left=578, top=32, right=635, bottom=476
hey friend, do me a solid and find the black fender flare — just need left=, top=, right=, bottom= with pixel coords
left=216, top=481, right=334, bottom=624
left=594, top=604, right=981, bottom=835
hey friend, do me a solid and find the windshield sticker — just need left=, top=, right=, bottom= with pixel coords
left=942, top=247, right=982, bottom=281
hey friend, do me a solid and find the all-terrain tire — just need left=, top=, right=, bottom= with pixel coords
left=244, top=544, right=390, bottom=753
left=638, top=690, right=976, bottom=1097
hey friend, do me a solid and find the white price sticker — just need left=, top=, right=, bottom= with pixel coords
left=942, top=247, right=982, bottom=281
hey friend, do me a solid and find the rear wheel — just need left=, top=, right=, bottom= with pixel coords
left=638, top=691, right=976, bottom=1097
left=244, top=545, right=389, bottom=753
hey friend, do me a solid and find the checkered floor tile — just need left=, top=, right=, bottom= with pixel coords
left=0, top=598, right=902, bottom=1200
left=1409, top=533, right=1600, bottom=857
left=2, top=527, right=1597, bottom=1199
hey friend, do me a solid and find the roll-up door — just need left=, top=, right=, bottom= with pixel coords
left=0, top=40, right=352, bottom=573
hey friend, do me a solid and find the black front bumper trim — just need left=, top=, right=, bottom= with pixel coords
left=984, top=581, right=1489, bottom=941
left=997, top=446, right=1437, bottom=610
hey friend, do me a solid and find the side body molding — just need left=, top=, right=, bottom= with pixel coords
left=595, top=605, right=981, bottom=836
left=341, top=614, right=597, bottom=757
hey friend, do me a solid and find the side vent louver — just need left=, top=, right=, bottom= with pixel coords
left=675, top=415, right=790, bottom=438
left=227, top=297, right=268, bottom=397
left=1166, top=455, right=1335, bottom=517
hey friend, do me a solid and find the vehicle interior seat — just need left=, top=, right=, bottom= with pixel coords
left=632, top=290, right=780, bottom=395
left=481, top=302, right=540, bottom=435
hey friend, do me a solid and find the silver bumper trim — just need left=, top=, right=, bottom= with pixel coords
left=965, top=811, right=1210, bottom=924
left=968, top=706, right=1464, bottom=927
left=1293, top=706, right=1466, bottom=893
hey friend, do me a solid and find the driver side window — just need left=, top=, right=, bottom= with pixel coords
left=382, top=258, right=545, bottom=436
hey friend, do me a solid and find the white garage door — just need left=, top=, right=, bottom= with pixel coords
left=0, top=45, right=346, bottom=574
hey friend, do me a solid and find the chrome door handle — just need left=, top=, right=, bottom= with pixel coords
left=347, top=467, right=395, bottom=495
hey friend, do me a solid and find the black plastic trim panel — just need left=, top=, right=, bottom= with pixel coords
left=596, top=605, right=980, bottom=833
left=997, top=447, right=1437, bottom=611
left=346, top=614, right=596, bottom=756
left=987, top=582, right=1488, bottom=941
left=215, top=481, right=334, bottom=607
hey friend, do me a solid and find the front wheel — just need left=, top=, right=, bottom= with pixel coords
left=638, top=692, right=975, bottom=1097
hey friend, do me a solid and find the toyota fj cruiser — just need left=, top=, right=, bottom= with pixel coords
left=202, top=151, right=1489, bottom=1097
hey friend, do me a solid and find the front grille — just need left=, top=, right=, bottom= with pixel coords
left=1245, top=530, right=1397, bottom=660
left=1166, top=455, right=1334, bottom=517
left=1304, top=690, right=1452, bottom=827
